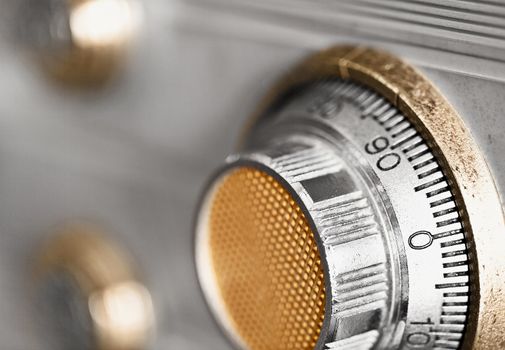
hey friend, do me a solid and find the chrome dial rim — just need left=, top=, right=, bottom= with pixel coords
left=197, top=80, right=470, bottom=349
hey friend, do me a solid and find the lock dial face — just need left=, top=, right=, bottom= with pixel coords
left=195, top=47, right=505, bottom=350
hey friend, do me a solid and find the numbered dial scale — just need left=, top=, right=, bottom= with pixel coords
left=195, top=47, right=505, bottom=350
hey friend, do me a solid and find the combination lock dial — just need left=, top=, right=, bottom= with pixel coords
left=195, top=47, right=505, bottom=350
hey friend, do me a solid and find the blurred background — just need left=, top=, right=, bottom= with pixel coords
left=0, top=0, right=259, bottom=348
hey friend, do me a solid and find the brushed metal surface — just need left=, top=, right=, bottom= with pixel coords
left=188, top=0, right=505, bottom=62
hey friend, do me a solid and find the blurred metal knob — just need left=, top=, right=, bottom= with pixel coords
left=33, top=224, right=153, bottom=350
left=18, top=0, right=141, bottom=86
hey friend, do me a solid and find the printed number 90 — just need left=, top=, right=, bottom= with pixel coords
left=365, top=136, right=401, bottom=171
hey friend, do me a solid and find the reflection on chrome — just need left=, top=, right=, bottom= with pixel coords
left=70, top=0, right=140, bottom=48
left=90, top=281, right=153, bottom=350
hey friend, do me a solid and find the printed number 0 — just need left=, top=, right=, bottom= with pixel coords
left=377, top=153, right=401, bottom=171
left=408, top=230, right=434, bottom=250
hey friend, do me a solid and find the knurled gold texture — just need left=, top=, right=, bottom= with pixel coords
left=207, top=167, right=326, bottom=350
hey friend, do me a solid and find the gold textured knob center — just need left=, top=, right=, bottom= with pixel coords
left=199, top=166, right=326, bottom=350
